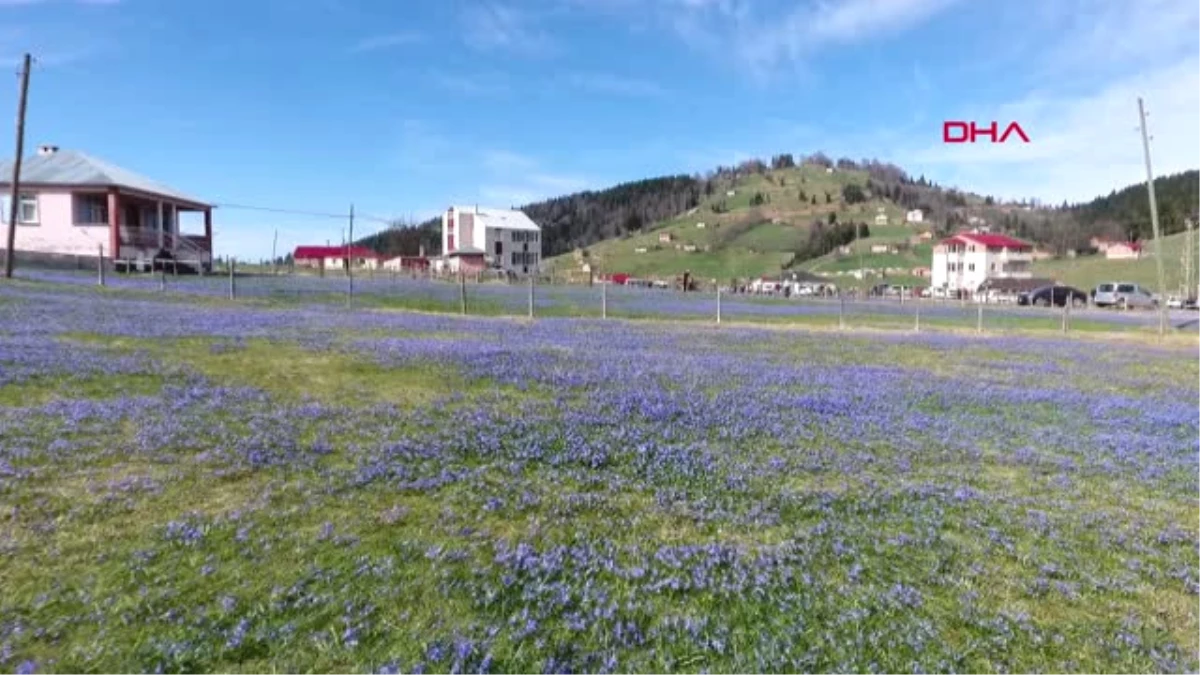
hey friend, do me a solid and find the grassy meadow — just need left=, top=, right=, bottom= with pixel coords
left=0, top=280, right=1197, bottom=673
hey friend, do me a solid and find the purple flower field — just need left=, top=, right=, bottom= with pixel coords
left=14, top=267, right=1191, bottom=332
left=0, top=282, right=1197, bottom=673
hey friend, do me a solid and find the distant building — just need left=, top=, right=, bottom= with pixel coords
left=443, top=205, right=541, bottom=275
left=382, top=255, right=430, bottom=272
left=294, top=245, right=381, bottom=271
left=874, top=214, right=888, bottom=226
left=905, top=209, right=924, bottom=224
left=658, top=232, right=673, bottom=243
left=445, top=248, right=487, bottom=274
left=1105, top=241, right=1143, bottom=260
left=870, top=244, right=897, bottom=254
left=911, top=266, right=931, bottom=278
left=931, top=232, right=1033, bottom=294
left=695, top=222, right=707, bottom=229
left=683, top=244, right=697, bottom=252
left=635, top=247, right=648, bottom=254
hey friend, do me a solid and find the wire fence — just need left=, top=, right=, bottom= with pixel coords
left=11, top=257, right=1195, bottom=338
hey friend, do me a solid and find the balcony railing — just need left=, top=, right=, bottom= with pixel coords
left=118, top=227, right=211, bottom=260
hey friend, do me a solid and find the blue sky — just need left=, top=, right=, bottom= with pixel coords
left=2, top=0, right=1198, bottom=258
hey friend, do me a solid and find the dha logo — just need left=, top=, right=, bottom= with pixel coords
left=943, top=121, right=1030, bottom=144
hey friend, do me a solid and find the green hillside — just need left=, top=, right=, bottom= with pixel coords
left=546, top=164, right=920, bottom=282
left=1034, top=231, right=1199, bottom=294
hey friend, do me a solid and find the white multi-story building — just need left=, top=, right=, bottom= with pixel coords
left=905, top=209, right=924, bottom=223
left=931, top=232, right=1033, bottom=294
left=442, top=205, right=542, bottom=275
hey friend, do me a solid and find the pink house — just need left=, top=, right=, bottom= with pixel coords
left=0, top=145, right=213, bottom=272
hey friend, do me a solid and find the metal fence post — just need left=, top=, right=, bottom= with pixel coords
left=716, top=286, right=722, bottom=324
left=1062, top=299, right=1070, bottom=333
left=914, top=299, right=920, bottom=332
left=839, top=294, right=845, bottom=330
left=229, top=258, right=236, bottom=300
left=97, top=244, right=105, bottom=286
left=159, top=265, right=166, bottom=292
left=528, top=274, right=534, bottom=319
left=976, top=303, right=983, bottom=333
left=601, top=281, right=607, bottom=319
left=459, top=273, right=466, bottom=315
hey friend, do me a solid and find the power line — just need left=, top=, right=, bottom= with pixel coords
left=212, top=201, right=415, bottom=229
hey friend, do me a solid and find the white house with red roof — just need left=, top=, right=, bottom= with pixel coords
left=293, top=245, right=381, bottom=271
left=931, top=232, right=1034, bottom=294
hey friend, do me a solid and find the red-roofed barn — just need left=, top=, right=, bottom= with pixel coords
left=294, top=245, right=381, bottom=271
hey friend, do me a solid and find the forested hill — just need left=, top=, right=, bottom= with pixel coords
left=1067, top=170, right=1198, bottom=241
left=357, top=175, right=701, bottom=258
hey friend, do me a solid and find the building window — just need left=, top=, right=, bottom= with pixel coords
left=968, top=263, right=975, bottom=271
left=74, top=194, right=109, bottom=224
left=447, top=234, right=455, bottom=252
left=494, top=241, right=503, bottom=256
left=1, top=194, right=38, bottom=224
left=511, top=251, right=517, bottom=265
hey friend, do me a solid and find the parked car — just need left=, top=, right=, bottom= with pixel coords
left=1169, top=295, right=1200, bottom=310
left=1018, top=285, right=1089, bottom=307
left=1093, top=282, right=1158, bottom=309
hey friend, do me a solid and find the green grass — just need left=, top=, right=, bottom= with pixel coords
left=2, top=286, right=1197, bottom=672
left=1034, top=231, right=1199, bottom=294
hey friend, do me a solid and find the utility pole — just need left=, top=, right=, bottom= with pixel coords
left=3, top=54, right=32, bottom=279
left=1137, top=97, right=1168, bottom=338
left=1182, top=217, right=1194, bottom=299
left=271, top=228, right=278, bottom=276
left=347, top=204, right=354, bottom=306
left=857, top=220, right=864, bottom=298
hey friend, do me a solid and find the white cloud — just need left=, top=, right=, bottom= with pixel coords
left=565, top=72, right=667, bottom=97
left=461, top=3, right=557, bottom=55
left=430, top=71, right=511, bottom=96
left=904, top=56, right=1200, bottom=202
left=350, top=32, right=421, bottom=53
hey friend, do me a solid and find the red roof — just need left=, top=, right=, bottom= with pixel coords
left=940, top=233, right=1032, bottom=249
left=294, top=245, right=380, bottom=260
left=1111, top=241, right=1143, bottom=251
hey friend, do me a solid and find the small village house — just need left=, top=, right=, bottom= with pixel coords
left=931, top=232, right=1034, bottom=295
left=695, top=222, right=707, bottom=229
left=443, top=205, right=541, bottom=275
left=911, top=266, right=931, bottom=278
left=658, top=232, right=673, bottom=243
left=293, top=245, right=381, bottom=271
left=0, top=145, right=213, bottom=272
left=905, top=209, right=924, bottom=224
left=445, top=248, right=487, bottom=274
left=870, top=244, right=897, bottom=254
left=874, top=214, right=888, bottom=226
left=381, top=255, right=430, bottom=272
left=1105, top=241, right=1143, bottom=260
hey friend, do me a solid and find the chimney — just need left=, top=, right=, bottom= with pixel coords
left=37, top=144, right=59, bottom=156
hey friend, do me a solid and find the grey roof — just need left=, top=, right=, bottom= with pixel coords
left=0, top=150, right=210, bottom=207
